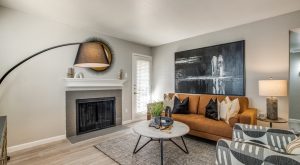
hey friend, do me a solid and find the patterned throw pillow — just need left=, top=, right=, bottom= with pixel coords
left=163, top=94, right=175, bottom=110
left=225, top=98, right=240, bottom=124
left=286, top=137, right=300, bottom=154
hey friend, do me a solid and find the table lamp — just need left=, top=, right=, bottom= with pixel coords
left=259, top=79, right=287, bottom=120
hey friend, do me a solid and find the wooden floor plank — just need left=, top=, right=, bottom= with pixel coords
left=7, top=123, right=136, bottom=165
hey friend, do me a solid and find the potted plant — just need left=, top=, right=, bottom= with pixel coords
left=149, top=102, right=164, bottom=118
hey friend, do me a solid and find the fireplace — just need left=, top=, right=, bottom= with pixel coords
left=76, top=97, right=116, bottom=135
left=66, top=90, right=122, bottom=137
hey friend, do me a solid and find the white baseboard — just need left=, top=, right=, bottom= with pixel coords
left=122, top=118, right=145, bottom=125
left=8, top=134, right=66, bottom=153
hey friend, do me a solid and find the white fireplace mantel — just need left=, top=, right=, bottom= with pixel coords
left=64, top=78, right=127, bottom=91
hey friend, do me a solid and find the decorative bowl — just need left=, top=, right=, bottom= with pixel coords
left=154, top=116, right=174, bottom=127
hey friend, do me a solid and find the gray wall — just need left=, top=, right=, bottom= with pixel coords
left=152, top=10, right=300, bottom=119
left=0, top=7, right=151, bottom=147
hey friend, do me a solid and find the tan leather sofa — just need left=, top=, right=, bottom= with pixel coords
left=169, top=93, right=257, bottom=141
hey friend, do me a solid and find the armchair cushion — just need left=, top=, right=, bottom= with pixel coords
left=233, top=123, right=297, bottom=151
left=216, top=139, right=300, bottom=165
left=286, top=137, right=300, bottom=154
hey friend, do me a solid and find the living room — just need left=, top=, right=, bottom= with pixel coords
left=0, top=0, right=300, bottom=165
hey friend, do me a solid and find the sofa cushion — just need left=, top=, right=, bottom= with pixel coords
left=172, top=96, right=189, bottom=114
left=198, top=95, right=219, bottom=115
left=172, top=114, right=233, bottom=138
left=225, top=98, right=240, bottom=124
left=176, top=94, right=199, bottom=114
left=163, top=93, right=175, bottom=110
left=205, top=98, right=218, bottom=120
left=219, top=98, right=231, bottom=120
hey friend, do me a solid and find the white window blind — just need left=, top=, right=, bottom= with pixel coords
left=136, top=60, right=151, bottom=113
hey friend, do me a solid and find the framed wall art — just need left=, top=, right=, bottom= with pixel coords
left=175, top=40, right=245, bottom=96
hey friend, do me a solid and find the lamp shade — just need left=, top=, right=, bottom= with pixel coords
left=259, top=80, right=287, bottom=96
left=74, top=42, right=109, bottom=68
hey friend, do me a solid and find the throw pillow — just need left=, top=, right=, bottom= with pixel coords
left=172, top=96, right=189, bottom=114
left=286, top=137, right=300, bottom=154
left=163, top=94, right=175, bottom=110
left=205, top=98, right=218, bottom=120
left=219, top=99, right=231, bottom=121
left=225, top=96, right=231, bottom=104
left=225, top=98, right=240, bottom=124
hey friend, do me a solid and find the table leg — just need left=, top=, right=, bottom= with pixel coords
left=169, top=136, right=189, bottom=154
left=270, top=122, right=272, bottom=128
left=133, top=135, right=152, bottom=154
left=160, top=139, right=163, bottom=165
left=181, top=136, right=189, bottom=154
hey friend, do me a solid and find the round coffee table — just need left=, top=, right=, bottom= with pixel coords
left=132, top=120, right=190, bottom=165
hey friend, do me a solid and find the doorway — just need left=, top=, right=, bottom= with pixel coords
left=132, top=54, right=152, bottom=120
left=289, top=29, right=300, bottom=131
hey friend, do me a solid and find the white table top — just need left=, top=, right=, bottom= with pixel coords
left=133, top=120, right=190, bottom=139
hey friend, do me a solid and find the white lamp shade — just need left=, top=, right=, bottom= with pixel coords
left=259, top=80, right=287, bottom=96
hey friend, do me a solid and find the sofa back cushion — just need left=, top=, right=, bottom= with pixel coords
left=169, top=93, right=199, bottom=114
left=198, top=95, right=249, bottom=115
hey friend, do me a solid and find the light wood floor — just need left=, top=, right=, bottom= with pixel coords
left=7, top=121, right=290, bottom=165
left=7, top=124, right=137, bottom=165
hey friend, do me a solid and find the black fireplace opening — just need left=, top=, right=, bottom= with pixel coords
left=76, top=97, right=116, bottom=135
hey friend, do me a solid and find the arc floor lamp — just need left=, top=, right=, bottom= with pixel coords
left=0, top=39, right=111, bottom=162
left=0, top=40, right=110, bottom=85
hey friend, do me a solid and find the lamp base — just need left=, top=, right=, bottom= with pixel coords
left=266, top=97, right=278, bottom=120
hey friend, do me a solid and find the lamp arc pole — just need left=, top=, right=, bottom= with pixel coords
left=0, top=42, right=82, bottom=85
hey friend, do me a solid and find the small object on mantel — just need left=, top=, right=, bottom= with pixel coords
left=74, top=72, right=84, bottom=78
left=67, top=67, right=74, bottom=78
left=118, top=69, right=123, bottom=80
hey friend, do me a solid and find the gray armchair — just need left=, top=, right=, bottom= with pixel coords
left=216, top=123, right=300, bottom=165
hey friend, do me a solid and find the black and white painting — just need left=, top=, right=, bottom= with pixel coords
left=175, top=40, right=245, bottom=96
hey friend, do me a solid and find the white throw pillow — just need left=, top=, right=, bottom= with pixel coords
left=286, top=137, right=300, bottom=154
left=163, top=94, right=175, bottom=110
left=225, top=98, right=240, bottom=124
left=225, top=96, right=231, bottom=104
left=219, top=98, right=231, bottom=121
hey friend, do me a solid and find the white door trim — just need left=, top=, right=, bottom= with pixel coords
left=132, top=53, right=152, bottom=121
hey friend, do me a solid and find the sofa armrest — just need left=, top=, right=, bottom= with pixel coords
left=216, top=139, right=300, bottom=165
left=238, top=108, right=257, bottom=125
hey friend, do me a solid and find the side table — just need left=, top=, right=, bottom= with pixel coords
left=257, top=117, right=287, bottom=128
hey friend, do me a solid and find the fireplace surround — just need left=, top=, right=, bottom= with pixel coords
left=66, top=90, right=122, bottom=137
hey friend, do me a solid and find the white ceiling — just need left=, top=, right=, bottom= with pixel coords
left=1, top=0, right=300, bottom=46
